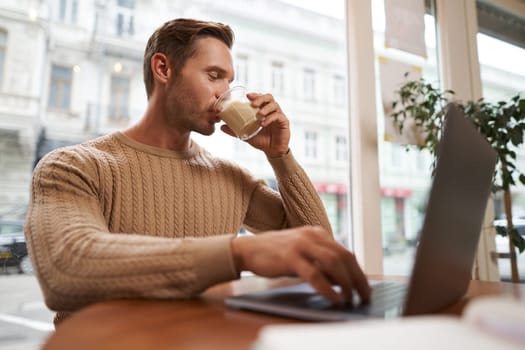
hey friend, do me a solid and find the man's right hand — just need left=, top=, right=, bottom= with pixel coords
left=231, top=226, right=371, bottom=304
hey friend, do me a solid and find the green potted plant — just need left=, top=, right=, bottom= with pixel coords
left=389, top=74, right=525, bottom=282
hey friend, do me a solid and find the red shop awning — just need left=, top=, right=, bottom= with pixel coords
left=314, top=183, right=348, bottom=194
left=380, top=188, right=412, bottom=198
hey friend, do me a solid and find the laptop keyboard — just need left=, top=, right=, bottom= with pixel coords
left=307, top=281, right=407, bottom=317
left=365, top=281, right=407, bottom=315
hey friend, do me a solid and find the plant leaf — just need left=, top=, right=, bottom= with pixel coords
left=495, top=225, right=508, bottom=237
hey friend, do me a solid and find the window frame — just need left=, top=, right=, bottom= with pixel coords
left=58, top=0, right=79, bottom=24
left=234, top=55, right=249, bottom=86
left=270, top=61, right=284, bottom=94
left=302, top=67, right=316, bottom=100
left=48, top=64, right=73, bottom=112
left=108, top=75, right=131, bottom=123
left=115, top=0, right=135, bottom=37
left=0, top=29, right=6, bottom=89
left=304, top=129, right=319, bottom=160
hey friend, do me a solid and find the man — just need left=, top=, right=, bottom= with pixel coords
left=25, top=18, right=370, bottom=324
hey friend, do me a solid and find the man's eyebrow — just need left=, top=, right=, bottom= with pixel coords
left=206, top=66, right=234, bottom=83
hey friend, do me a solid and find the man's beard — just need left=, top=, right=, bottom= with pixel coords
left=165, top=76, right=216, bottom=136
left=166, top=95, right=215, bottom=136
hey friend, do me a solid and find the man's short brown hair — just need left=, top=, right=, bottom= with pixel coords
left=143, top=18, right=234, bottom=98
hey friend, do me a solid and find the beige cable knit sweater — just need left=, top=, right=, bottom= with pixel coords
left=25, top=132, right=331, bottom=319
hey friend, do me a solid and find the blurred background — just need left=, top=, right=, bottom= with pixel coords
left=0, top=0, right=524, bottom=348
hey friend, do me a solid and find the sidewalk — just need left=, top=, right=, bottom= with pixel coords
left=0, top=274, right=54, bottom=350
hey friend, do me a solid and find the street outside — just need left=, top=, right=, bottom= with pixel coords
left=0, top=249, right=523, bottom=350
left=0, top=272, right=54, bottom=350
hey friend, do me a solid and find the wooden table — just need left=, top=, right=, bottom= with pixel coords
left=43, top=276, right=525, bottom=350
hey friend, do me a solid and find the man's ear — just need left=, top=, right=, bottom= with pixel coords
left=151, top=53, right=172, bottom=85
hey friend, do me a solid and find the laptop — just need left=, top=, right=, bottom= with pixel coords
left=225, top=103, right=498, bottom=321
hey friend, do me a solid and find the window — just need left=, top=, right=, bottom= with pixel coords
left=303, top=68, right=316, bottom=99
left=335, top=135, right=347, bottom=161
left=48, top=65, right=72, bottom=111
left=372, top=0, right=439, bottom=275
left=477, top=33, right=525, bottom=281
left=186, top=2, right=351, bottom=245
left=3, top=3, right=354, bottom=346
left=478, top=34, right=525, bottom=103
left=59, top=0, right=66, bottom=20
left=116, top=0, right=135, bottom=37
left=71, top=0, right=78, bottom=23
left=334, top=75, right=346, bottom=105
left=271, top=61, right=284, bottom=94
left=304, top=130, right=318, bottom=159
left=234, top=55, right=249, bottom=86
left=109, top=75, right=130, bottom=122
left=4, top=4, right=525, bottom=348
left=118, top=0, right=135, bottom=8
left=58, top=0, right=78, bottom=24
left=0, top=29, right=6, bottom=88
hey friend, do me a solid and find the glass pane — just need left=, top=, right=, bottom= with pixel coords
left=117, top=0, right=135, bottom=9
left=304, top=130, right=319, bottom=159
left=0, top=1, right=351, bottom=348
left=372, top=0, right=439, bottom=275
left=193, top=1, right=351, bottom=244
left=116, top=13, right=124, bottom=36
left=0, top=65, right=2, bottom=89
left=271, top=61, right=284, bottom=94
left=0, top=30, right=6, bottom=46
left=109, top=76, right=130, bottom=121
left=59, top=0, right=67, bottom=20
left=477, top=33, right=525, bottom=281
left=333, top=75, right=345, bottom=105
left=302, top=68, right=316, bottom=100
left=0, top=31, right=5, bottom=86
left=48, top=65, right=72, bottom=110
left=71, top=0, right=78, bottom=24
left=234, top=55, right=249, bottom=86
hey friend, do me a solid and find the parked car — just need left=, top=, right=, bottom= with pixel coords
left=0, top=219, right=32, bottom=274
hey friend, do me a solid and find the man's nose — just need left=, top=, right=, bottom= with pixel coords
left=215, top=82, right=231, bottom=99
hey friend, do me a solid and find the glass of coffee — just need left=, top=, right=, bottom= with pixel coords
left=214, top=86, right=262, bottom=140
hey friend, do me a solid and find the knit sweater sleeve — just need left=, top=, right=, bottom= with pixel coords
left=25, top=148, right=239, bottom=312
left=243, top=149, right=333, bottom=235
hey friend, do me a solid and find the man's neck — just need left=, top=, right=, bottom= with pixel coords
left=123, top=104, right=191, bottom=152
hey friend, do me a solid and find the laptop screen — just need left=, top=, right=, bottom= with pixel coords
left=403, top=103, right=497, bottom=315
left=225, top=103, right=498, bottom=321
